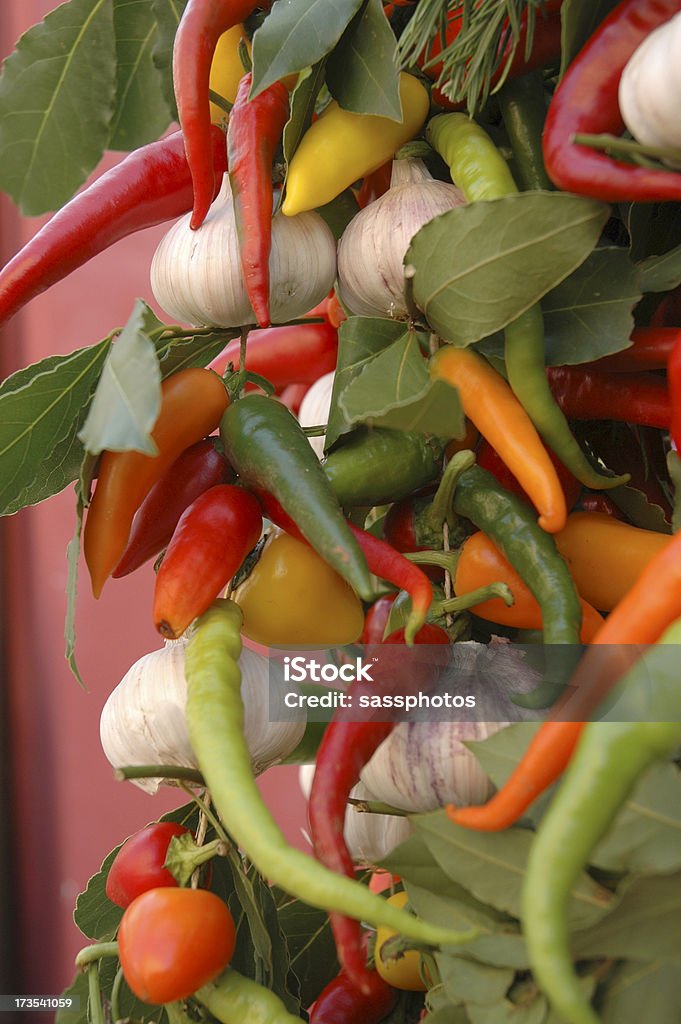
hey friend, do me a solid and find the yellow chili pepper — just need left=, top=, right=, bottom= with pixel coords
left=553, top=511, right=671, bottom=611
left=282, top=73, right=430, bottom=216
left=232, top=529, right=365, bottom=646
left=209, top=26, right=249, bottom=125
left=430, top=345, right=566, bottom=533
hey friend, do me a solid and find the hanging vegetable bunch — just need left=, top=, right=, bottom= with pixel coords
left=2, top=0, right=681, bottom=1022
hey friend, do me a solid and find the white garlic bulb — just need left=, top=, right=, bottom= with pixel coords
left=619, top=11, right=681, bottom=164
left=101, top=639, right=306, bottom=794
left=297, top=371, right=335, bottom=458
left=151, top=176, right=338, bottom=327
left=337, top=158, right=466, bottom=319
left=298, top=767, right=411, bottom=865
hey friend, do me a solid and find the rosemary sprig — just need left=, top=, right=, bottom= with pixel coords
left=397, top=0, right=539, bottom=114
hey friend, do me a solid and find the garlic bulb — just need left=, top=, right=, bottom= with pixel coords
left=361, top=721, right=502, bottom=814
left=619, top=11, right=681, bottom=164
left=101, top=639, right=306, bottom=794
left=337, top=158, right=466, bottom=319
left=297, top=371, right=335, bottom=458
left=151, top=177, right=338, bottom=327
left=298, top=767, right=411, bottom=865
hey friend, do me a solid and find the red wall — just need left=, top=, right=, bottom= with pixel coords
left=0, top=1, right=307, bottom=998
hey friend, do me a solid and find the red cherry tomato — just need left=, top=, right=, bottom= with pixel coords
left=118, top=887, right=236, bottom=1004
left=105, top=822, right=189, bottom=909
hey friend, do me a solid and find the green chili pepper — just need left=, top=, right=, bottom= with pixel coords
left=426, top=113, right=625, bottom=493
left=522, top=621, right=681, bottom=1024
left=197, top=969, right=301, bottom=1024
left=323, top=429, right=444, bottom=507
left=452, top=465, right=581, bottom=645
left=497, top=71, right=553, bottom=192
left=220, top=394, right=373, bottom=601
left=185, top=600, right=480, bottom=949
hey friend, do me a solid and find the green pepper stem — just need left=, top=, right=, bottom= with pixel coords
left=110, top=967, right=124, bottom=1024
left=346, top=797, right=409, bottom=817
left=428, top=450, right=476, bottom=530
left=404, top=549, right=460, bottom=575
left=114, top=764, right=205, bottom=785
left=572, top=132, right=681, bottom=167
left=435, top=582, right=514, bottom=616
left=76, top=942, right=119, bottom=969
left=87, top=964, right=105, bottom=1024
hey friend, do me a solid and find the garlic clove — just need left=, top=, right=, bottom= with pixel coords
left=297, top=371, right=335, bottom=459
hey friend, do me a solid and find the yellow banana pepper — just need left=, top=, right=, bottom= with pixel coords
left=209, top=25, right=250, bottom=126
left=282, top=73, right=430, bottom=216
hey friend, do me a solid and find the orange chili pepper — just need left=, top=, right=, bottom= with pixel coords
left=454, top=531, right=603, bottom=642
left=554, top=512, right=671, bottom=611
left=430, top=346, right=566, bottom=533
left=84, top=368, right=229, bottom=598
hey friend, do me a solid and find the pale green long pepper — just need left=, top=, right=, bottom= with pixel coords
left=184, top=599, right=479, bottom=948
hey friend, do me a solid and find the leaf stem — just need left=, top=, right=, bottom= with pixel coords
left=114, top=765, right=205, bottom=785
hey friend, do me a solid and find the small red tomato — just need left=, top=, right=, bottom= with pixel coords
left=105, top=822, right=189, bottom=909
left=118, top=888, right=236, bottom=1004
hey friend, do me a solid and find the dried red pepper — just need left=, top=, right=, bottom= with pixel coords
left=0, top=129, right=227, bottom=329
left=209, top=320, right=338, bottom=387
left=542, top=0, right=681, bottom=201
left=153, top=484, right=262, bottom=638
left=173, top=0, right=258, bottom=230
left=548, top=366, right=671, bottom=429
left=227, top=72, right=290, bottom=326
left=113, top=440, right=233, bottom=578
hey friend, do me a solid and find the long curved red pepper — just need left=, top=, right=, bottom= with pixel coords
left=228, top=72, right=290, bottom=327
left=584, top=327, right=679, bottom=372
left=308, top=625, right=449, bottom=994
left=113, top=440, right=234, bottom=578
left=209, top=320, right=338, bottom=387
left=668, top=333, right=681, bottom=451
left=543, top=0, right=681, bottom=202
left=548, top=366, right=671, bottom=429
left=0, top=129, right=227, bottom=329
left=477, top=440, right=582, bottom=514
left=173, top=0, right=257, bottom=230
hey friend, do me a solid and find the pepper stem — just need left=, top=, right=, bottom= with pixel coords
left=114, top=765, right=205, bottom=785
left=428, top=450, right=476, bottom=531
left=87, top=964, right=105, bottom=1024
left=434, top=582, right=514, bottom=617
left=76, top=942, right=119, bottom=969
left=404, top=549, right=460, bottom=575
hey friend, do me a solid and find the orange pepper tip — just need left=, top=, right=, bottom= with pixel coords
left=537, top=508, right=567, bottom=534
left=155, top=617, right=181, bottom=640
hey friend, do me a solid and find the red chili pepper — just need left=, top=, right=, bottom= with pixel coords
left=173, top=0, right=257, bottom=230
left=112, top=440, right=233, bottom=578
left=669, top=333, right=681, bottom=451
left=360, top=594, right=397, bottom=644
left=309, top=965, right=396, bottom=1023
left=277, top=382, right=310, bottom=414
left=477, top=440, right=582, bottom=513
left=548, top=366, right=671, bottom=429
left=153, top=484, right=262, bottom=638
left=651, top=285, right=681, bottom=327
left=308, top=629, right=449, bottom=994
left=542, top=0, right=681, bottom=201
left=584, top=327, right=678, bottom=372
left=209, top=321, right=338, bottom=387
left=0, top=129, right=227, bottom=329
left=347, top=524, right=433, bottom=643
left=356, top=162, right=393, bottom=208
left=227, top=72, right=290, bottom=326
left=577, top=492, right=624, bottom=518
left=423, top=0, right=563, bottom=107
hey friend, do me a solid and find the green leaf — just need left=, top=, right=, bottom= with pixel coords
left=668, top=450, right=681, bottom=533
left=339, top=329, right=463, bottom=437
left=559, top=0, right=621, bottom=79
left=423, top=1009, right=470, bottom=1024
left=465, top=723, right=542, bottom=791
left=638, top=240, right=681, bottom=293
left=156, top=329, right=237, bottom=375
left=277, top=895, right=339, bottom=1007
left=74, top=804, right=199, bottom=940
left=541, top=248, right=642, bottom=366
left=573, top=873, right=681, bottom=960
left=412, top=810, right=615, bottom=930
left=282, top=61, right=327, bottom=171
left=315, top=189, right=361, bottom=240
left=250, top=0, right=364, bottom=98
left=326, top=316, right=405, bottom=448
left=0, top=338, right=111, bottom=517
left=608, top=482, right=673, bottom=534
left=110, top=0, right=171, bottom=150
left=408, top=193, right=609, bottom=345
left=65, top=463, right=94, bottom=688
left=466, top=993, right=547, bottom=1024
left=600, top=960, right=681, bottom=1024
left=56, top=970, right=90, bottom=1024
left=590, top=762, right=681, bottom=875
left=436, top=954, right=514, bottom=1006
left=151, top=0, right=187, bottom=121
left=78, top=300, right=161, bottom=456
left=326, top=0, right=401, bottom=119
left=0, top=0, right=116, bottom=215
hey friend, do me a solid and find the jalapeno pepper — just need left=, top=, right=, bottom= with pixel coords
left=84, top=368, right=230, bottom=598
left=220, top=394, right=373, bottom=600
left=322, top=430, right=444, bottom=508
